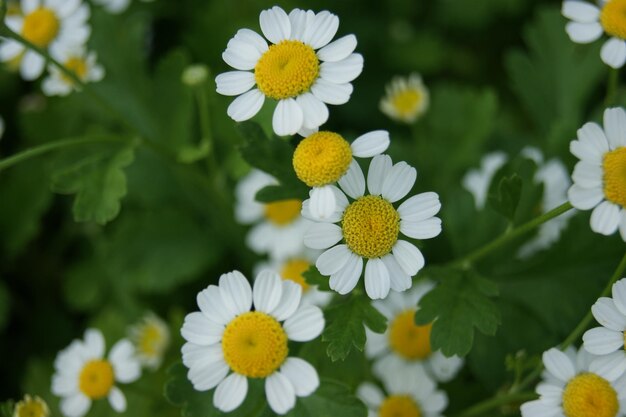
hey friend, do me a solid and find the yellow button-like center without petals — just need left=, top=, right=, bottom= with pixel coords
left=22, top=8, right=60, bottom=48
left=379, top=395, right=422, bottom=417
left=562, top=373, right=618, bottom=417
left=601, top=0, right=626, bottom=40
left=79, top=360, right=115, bottom=399
left=390, top=90, right=424, bottom=118
left=280, top=258, right=311, bottom=292
left=264, top=199, right=302, bottom=225
left=603, top=146, right=626, bottom=208
left=14, top=396, right=49, bottom=417
left=293, top=131, right=353, bottom=187
left=388, top=310, right=433, bottom=360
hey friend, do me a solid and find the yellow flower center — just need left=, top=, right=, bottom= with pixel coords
left=264, top=199, right=302, bottom=225
left=379, top=395, right=422, bottom=417
left=14, top=395, right=49, bottom=417
left=255, top=40, right=319, bottom=100
left=603, top=147, right=626, bottom=208
left=388, top=310, right=433, bottom=360
left=61, top=57, right=89, bottom=84
left=137, top=323, right=165, bottom=357
left=562, top=373, right=619, bottom=417
left=280, top=258, right=311, bottom=292
left=390, top=90, right=424, bottom=118
left=601, top=0, right=626, bottom=40
left=22, top=8, right=60, bottom=48
left=79, top=360, right=115, bottom=399
left=222, top=311, right=288, bottom=378
left=341, top=195, right=400, bottom=259
left=293, top=132, right=353, bottom=187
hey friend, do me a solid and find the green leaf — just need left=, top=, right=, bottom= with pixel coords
left=414, top=268, right=501, bottom=357
left=303, top=266, right=331, bottom=292
left=487, top=174, right=523, bottom=221
left=285, top=379, right=367, bottom=417
left=0, top=401, right=14, bottom=417
left=322, top=295, right=387, bottom=361
left=51, top=139, right=137, bottom=225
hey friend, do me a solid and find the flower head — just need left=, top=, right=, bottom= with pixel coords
left=181, top=270, right=324, bottom=414
left=128, top=312, right=170, bottom=370
left=13, top=395, right=49, bottom=417
left=42, top=46, right=104, bottom=96
left=379, top=73, right=429, bottom=124
left=216, top=6, right=363, bottom=136
left=51, top=329, right=141, bottom=417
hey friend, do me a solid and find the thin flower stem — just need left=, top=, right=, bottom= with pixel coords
left=453, top=391, right=537, bottom=417
left=450, top=202, right=574, bottom=268
left=194, top=82, right=218, bottom=175
left=605, top=67, right=619, bottom=108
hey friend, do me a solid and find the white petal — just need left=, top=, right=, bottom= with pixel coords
left=602, top=38, right=626, bottom=69
left=613, top=279, right=626, bottom=316
left=592, top=297, right=626, bottom=331
left=401, top=217, right=442, bottom=240
left=381, top=161, right=417, bottom=203
left=266, top=372, right=296, bottom=414
left=317, top=34, right=357, bottom=62
left=213, top=373, right=248, bottom=413
left=108, top=387, right=126, bottom=412
left=577, top=122, right=610, bottom=158
left=22, top=0, right=39, bottom=14
left=21, top=51, right=45, bottom=81
left=329, top=253, right=363, bottom=294
left=181, top=343, right=223, bottom=370
left=283, top=305, right=325, bottom=341
left=227, top=89, right=265, bottom=121
left=356, top=383, right=385, bottom=409
left=338, top=160, right=366, bottom=199
left=536, top=383, right=563, bottom=406
left=307, top=186, right=338, bottom=220
left=319, top=53, right=364, bottom=84
left=253, top=270, right=283, bottom=313
left=310, top=79, right=353, bottom=105
left=271, top=281, right=303, bottom=321
left=421, top=391, right=448, bottom=414
left=0, top=41, right=23, bottom=61
left=222, top=39, right=261, bottom=71
left=197, top=286, right=235, bottom=326
left=273, top=99, right=304, bottom=136
left=562, top=1, right=600, bottom=22
left=590, top=351, right=626, bottom=381
left=381, top=254, right=411, bottom=292
left=304, top=222, right=343, bottom=250
left=280, top=358, right=319, bottom=396
left=289, top=9, right=315, bottom=41
left=428, top=351, right=464, bottom=382
left=567, top=184, right=603, bottom=210
left=215, top=71, right=255, bottom=96
left=392, top=241, right=425, bottom=276
left=188, top=358, right=229, bottom=390
left=590, top=201, right=621, bottom=235
left=303, top=11, right=339, bottom=49
left=181, top=312, right=224, bottom=346
left=565, top=21, right=603, bottom=43
left=542, top=348, right=576, bottom=382
left=109, top=340, right=141, bottom=383
left=364, top=258, right=391, bottom=300
left=604, top=107, right=626, bottom=149
left=296, top=92, right=329, bottom=130
left=316, top=244, right=351, bottom=275
left=260, top=6, right=291, bottom=44
left=367, top=155, right=393, bottom=196
left=219, top=271, right=253, bottom=315
left=583, top=327, right=624, bottom=355
left=572, top=161, right=603, bottom=188
left=52, top=374, right=78, bottom=396
left=351, top=130, right=390, bottom=158
left=60, top=393, right=91, bottom=417
left=234, top=28, right=268, bottom=54
left=398, top=192, right=441, bottom=222
left=83, top=328, right=105, bottom=359
left=520, top=399, right=559, bottom=417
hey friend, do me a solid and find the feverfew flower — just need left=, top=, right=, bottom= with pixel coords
left=303, top=155, right=442, bottom=299
left=42, top=47, right=104, bottom=96
left=562, top=0, right=626, bottom=68
left=521, top=347, right=626, bottom=417
left=51, top=329, right=141, bottom=417
left=128, top=312, right=170, bottom=370
left=13, top=395, right=49, bottom=417
left=568, top=107, right=626, bottom=241
left=365, top=282, right=464, bottom=382
left=379, top=73, right=429, bottom=124
left=0, top=0, right=90, bottom=80
left=292, top=130, right=390, bottom=219
left=181, top=271, right=324, bottom=414
left=216, top=6, right=363, bottom=136
left=235, top=169, right=311, bottom=260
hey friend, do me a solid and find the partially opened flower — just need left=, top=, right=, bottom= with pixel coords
left=51, top=329, right=141, bottom=417
left=128, top=312, right=170, bottom=370
left=379, top=73, right=429, bottom=124
left=181, top=270, right=324, bottom=414
left=292, top=130, right=390, bottom=219
left=13, top=395, right=49, bottom=417
left=42, top=46, right=105, bottom=96
left=568, top=107, right=626, bottom=241
left=216, top=6, right=363, bottom=136
left=303, top=154, right=442, bottom=299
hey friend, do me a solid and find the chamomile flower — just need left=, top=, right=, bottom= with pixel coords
left=215, top=6, right=363, bottom=136
left=379, top=73, right=429, bottom=124
left=128, top=312, right=170, bottom=370
left=568, top=107, right=626, bottom=241
left=51, top=329, right=141, bottom=417
left=365, top=282, right=464, bottom=382
left=181, top=270, right=324, bottom=414
left=0, top=0, right=91, bottom=81
left=302, top=154, right=442, bottom=300
left=235, top=169, right=312, bottom=260
left=13, top=395, right=49, bottom=417
left=357, top=366, right=447, bottom=417
left=521, top=346, right=626, bottom=417
left=583, top=278, right=626, bottom=378
left=293, top=130, right=390, bottom=219
left=562, top=0, right=626, bottom=68
left=42, top=47, right=104, bottom=96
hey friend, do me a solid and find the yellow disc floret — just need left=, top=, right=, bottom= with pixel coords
left=562, top=373, right=619, bottom=417
left=388, top=310, right=433, bottom=360
left=222, top=311, right=288, bottom=378
left=379, top=395, right=422, bottom=417
left=390, top=90, right=424, bottom=119
left=601, top=0, right=626, bottom=40
left=22, top=8, right=60, bottom=48
left=293, top=132, right=353, bottom=187
left=79, top=360, right=115, bottom=399
left=13, top=395, right=50, bottom=417
left=280, top=258, right=311, bottom=292
left=603, top=147, right=626, bottom=208
left=342, top=195, right=400, bottom=258
left=255, top=40, right=319, bottom=100
left=264, top=199, right=302, bottom=225
left=62, top=57, right=89, bottom=84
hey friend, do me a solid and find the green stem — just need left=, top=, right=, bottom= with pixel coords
left=194, top=82, right=218, bottom=174
left=605, top=67, right=619, bottom=108
left=0, top=136, right=125, bottom=171
left=454, top=392, right=537, bottom=417
left=450, top=202, right=574, bottom=268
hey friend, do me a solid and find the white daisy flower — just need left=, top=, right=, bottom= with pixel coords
left=215, top=6, right=364, bottom=136
left=302, top=154, right=442, bottom=300
left=51, top=329, right=141, bottom=417
left=181, top=270, right=324, bottom=414
left=521, top=346, right=626, bottom=417
left=568, top=107, right=626, bottom=241
left=357, top=366, right=447, bottom=417
left=365, top=282, right=464, bottom=383
left=562, top=0, right=626, bottom=68
left=379, top=73, right=430, bottom=124
left=13, top=394, right=50, bottom=417
left=128, top=312, right=170, bottom=370
left=235, top=169, right=312, bottom=260
left=583, top=278, right=626, bottom=378
left=42, top=46, right=104, bottom=96
left=292, top=130, right=390, bottom=219
left=0, top=0, right=91, bottom=81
